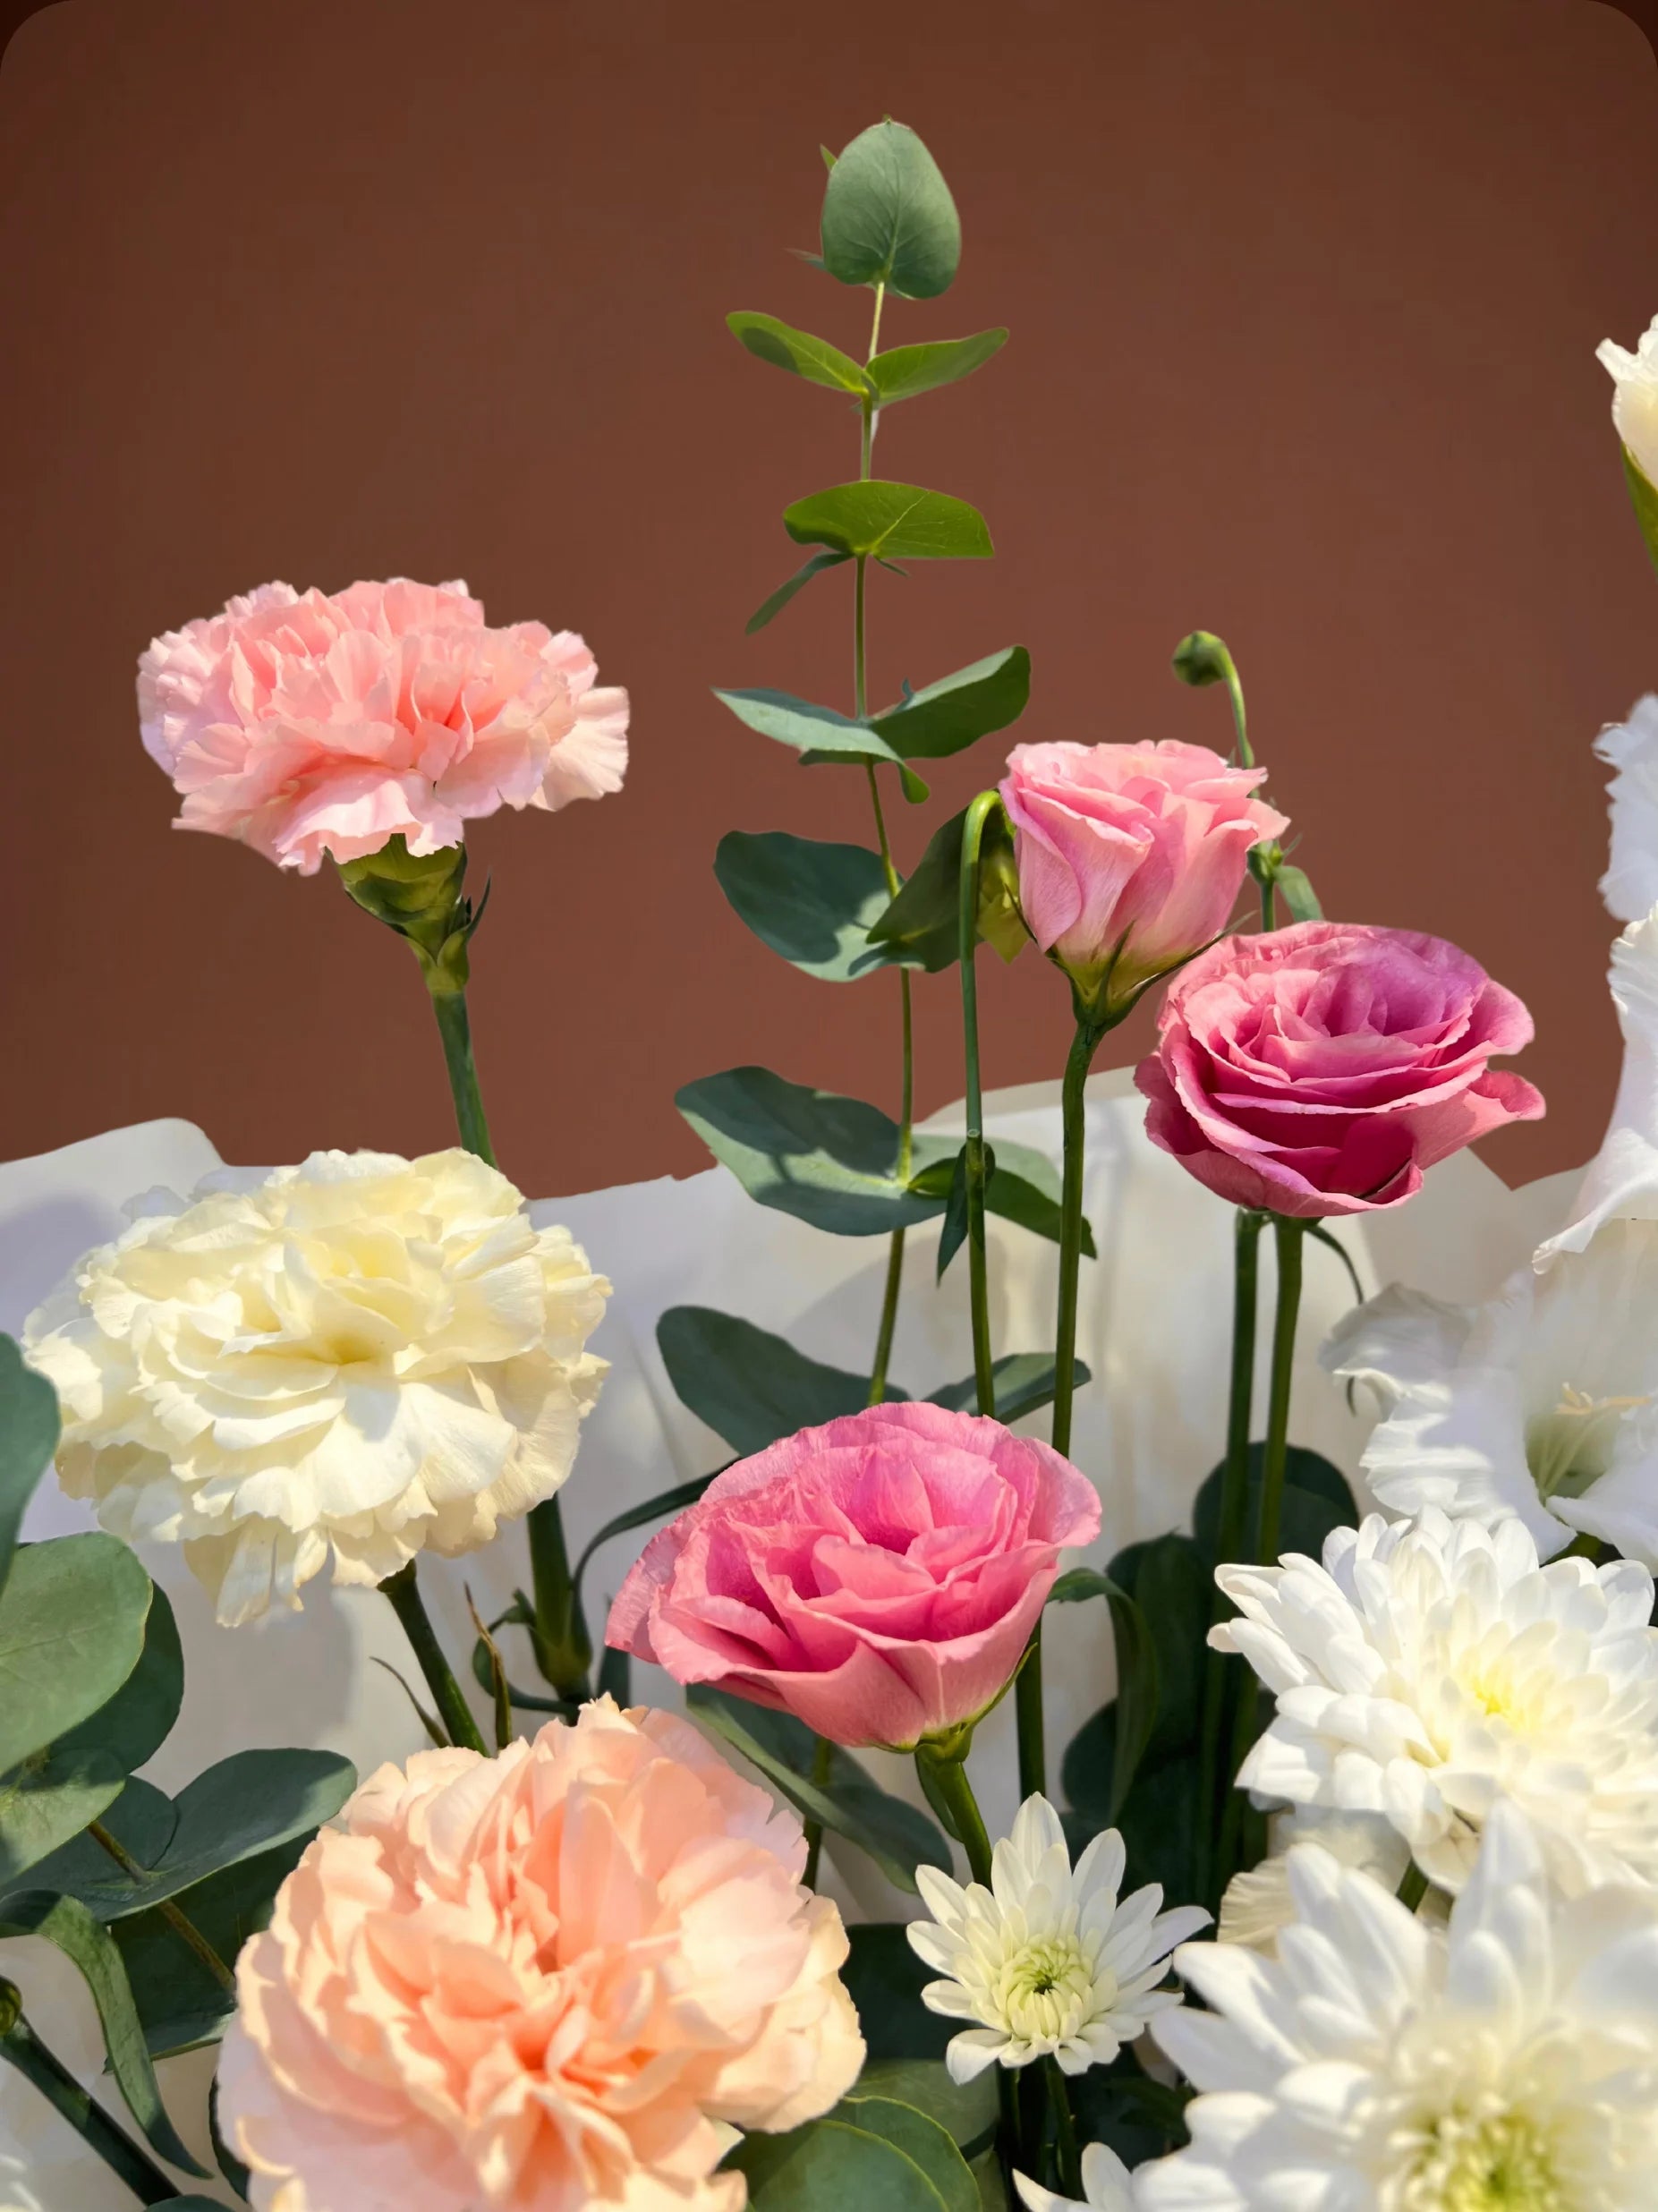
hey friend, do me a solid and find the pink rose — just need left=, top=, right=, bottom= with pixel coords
left=139, top=576, right=627, bottom=873
left=999, top=739, right=1288, bottom=1013
left=606, top=1400, right=1101, bottom=1750
left=1135, top=920, right=1544, bottom=1218
left=218, top=1698, right=863, bottom=2212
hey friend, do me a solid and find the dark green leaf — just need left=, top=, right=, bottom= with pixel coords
left=866, top=804, right=1025, bottom=974
left=820, top=119, right=961, bottom=300
left=0, top=1747, right=125, bottom=1885
left=727, top=311, right=875, bottom=396
left=852, top=2059, right=998, bottom=2156
left=676, top=1068, right=949, bottom=1237
left=0, top=1890, right=206, bottom=2172
left=115, top=1837, right=308, bottom=2057
left=1275, top=864, right=1322, bottom=922
left=715, top=831, right=912, bottom=982
left=869, top=647, right=1030, bottom=761
left=912, top=1140, right=1095, bottom=1261
left=14, top=1776, right=175, bottom=1904
left=57, top=1583, right=183, bottom=1774
left=0, top=1536, right=151, bottom=1774
left=1046, top=1572, right=1159, bottom=1819
left=733, top=2115, right=954, bottom=2210
left=784, top=482, right=991, bottom=563
left=1071, top=2050, right=1192, bottom=2165
left=685, top=1687, right=948, bottom=1892
left=866, top=331, right=1008, bottom=407
left=843, top=1922, right=951, bottom=2059
left=927, top=1355, right=1090, bottom=1426
left=832, top=2096, right=978, bottom=2212
left=0, top=1337, right=58, bottom=1596
left=209, top=2072, right=252, bottom=2198
left=933, top=1144, right=974, bottom=1282
left=712, top=687, right=928, bottom=803
left=1107, top=1533, right=1212, bottom=1762
left=657, top=1306, right=894, bottom=1455
left=1191, top=1445, right=1358, bottom=1570
left=596, top=1646, right=632, bottom=1704
left=1062, top=1714, right=1204, bottom=1902
left=744, top=549, right=852, bottom=635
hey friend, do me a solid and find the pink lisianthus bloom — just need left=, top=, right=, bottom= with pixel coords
left=138, top=576, right=627, bottom=873
left=606, top=1401, right=1101, bottom=1751
left=217, top=1698, right=863, bottom=2212
left=1135, top=920, right=1543, bottom=1219
left=999, top=739, right=1288, bottom=1016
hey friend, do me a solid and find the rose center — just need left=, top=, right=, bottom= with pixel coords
left=992, top=1936, right=1100, bottom=2046
left=1402, top=2103, right=1568, bottom=2211
left=1526, top=1383, right=1650, bottom=1503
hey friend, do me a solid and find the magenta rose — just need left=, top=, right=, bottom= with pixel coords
left=999, top=739, right=1288, bottom=1015
left=605, top=1400, right=1100, bottom=1750
left=1135, top=920, right=1544, bottom=1218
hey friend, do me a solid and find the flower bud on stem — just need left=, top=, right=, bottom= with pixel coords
left=0, top=1984, right=179, bottom=2206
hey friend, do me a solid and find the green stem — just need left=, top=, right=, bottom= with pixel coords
left=379, top=1561, right=488, bottom=1754
left=428, top=983, right=496, bottom=1166
left=1193, top=1209, right=1264, bottom=1911
left=959, top=793, right=1002, bottom=1417
left=0, top=1992, right=179, bottom=2206
left=88, top=1821, right=234, bottom=1996
left=1043, top=2054, right=1084, bottom=2199
left=1222, top=659, right=1251, bottom=770
left=527, top=1497, right=593, bottom=1699
left=1215, top=1212, right=1305, bottom=1888
left=916, top=1747, right=993, bottom=1885
left=1051, top=1017, right=1107, bottom=1459
left=1397, top=1859, right=1429, bottom=1912
left=803, top=1734, right=832, bottom=1889
left=1258, top=873, right=1276, bottom=932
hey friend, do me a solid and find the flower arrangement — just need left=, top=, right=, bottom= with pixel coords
left=4, top=115, right=1658, bottom=2212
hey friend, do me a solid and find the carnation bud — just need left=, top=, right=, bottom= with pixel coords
left=338, top=836, right=477, bottom=995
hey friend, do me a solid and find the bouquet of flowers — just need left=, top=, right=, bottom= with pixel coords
left=5, top=116, right=1658, bottom=2212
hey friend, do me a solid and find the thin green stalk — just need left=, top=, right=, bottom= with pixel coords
left=915, top=1747, right=992, bottom=1885
left=1043, top=2054, right=1084, bottom=2199
left=429, top=984, right=497, bottom=1166
left=803, top=1733, right=832, bottom=1890
left=959, top=793, right=1002, bottom=1417
left=1258, top=874, right=1276, bottom=932
left=527, top=1498, right=593, bottom=1699
left=1215, top=1213, right=1305, bottom=1888
left=380, top=1561, right=488, bottom=1754
left=88, top=1821, right=234, bottom=1995
left=1193, top=1209, right=1264, bottom=1910
left=0, top=1990, right=179, bottom=2206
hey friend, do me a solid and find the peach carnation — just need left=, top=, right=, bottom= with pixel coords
left=138, top=576, right=627, bottom=873
left=217, top=1698, right=865, bottom=2212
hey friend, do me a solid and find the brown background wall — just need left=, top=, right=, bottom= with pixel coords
left=2, top=0, right=1654, bottom=1199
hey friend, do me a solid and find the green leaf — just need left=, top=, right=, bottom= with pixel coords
left=1623, top=446, right=1658, bottom=579
left=842, top=1923, right=951, bottom=2059
left=1274, top=864, right=1322, bottom=922
left=784, top=481, right=991, bottom=562
left=0, top=1889, right=206, bottom=2173
left=1191, top=1445, right=1357, bottom=1570
left=0, top=1748, right=125, bottom=1885
left=831, top=2097, right=978, bottom=2212
left=657, top=1306, right=896, bottom=1456
left=933, top=1145, right=974, bottom=1281
left=114, top=1837, right=308, bottom=2057
left=909, top=1138, right=1095, bottom=1261
left=866, top=330, right=1008, bottom=407
left=727, top=311, right=876, bottom=396
left=927, top=1354, right=1090, bottom=1426
left=13, top=1774, right=176, bottom=1903
left=571, top=1471, right=718, bottom=1617
left=1062, top=1715, right=1203, bottom=1903
left=676, top=1068, right=948, bottom=1237
left=734, top=2114, right=954, bottom=2210
left=820, top=119, right=961, bottom=300
left=712, top=687, right=928, bottom=803
left=595, top=1646, right=632, bottom=1704
left=715, top=831, right=912, bottom=982
left=685, top=1687, right=948, bottom=1893
left=869, top=647, right=1030, bottom=761
left=1108, top=1533, right=1212, bottom=1764
left=1071, top=2050, right=1192, bottom=2166
left=0, top=1337, right=58, bottom=1595
left=866, top=804, right=1026, bottom=973
left=57, top=1582, right=183, bottom=1774
left=0, top=1536, right=151, bottom=1774
left=1046, top=1570, right=1159, bottom=1818
left=745, top=549, right=852, bottom=635
left=852, top=2060, right=998, bottom=2156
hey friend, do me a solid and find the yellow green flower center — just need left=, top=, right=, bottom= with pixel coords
left=1405, top=2105, right=1567, bottom=2211
left=991, top=1935, right=1100, bottom=2046
left=1526, top=1382, right=1651, bottom=1503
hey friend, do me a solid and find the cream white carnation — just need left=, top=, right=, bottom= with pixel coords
left=23, top=1148, right=608, bottom=1625
left=1143, top=1803, right=1658, bottom=2211
left=1213, top=1508, right=1658, bottom=1894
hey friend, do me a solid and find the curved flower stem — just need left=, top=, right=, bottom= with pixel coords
left=959, top=792, right=1004, bottom=1417
left=0, top=1989, right=179, bottom=2206
left=428, top=982, right=497, bottom=1165
left=914, top=1745, right=992, bottom=1886
left=380, top=1561, right=488, bottom=1755
left=88, top=1821, right=234, bottom=1995
left=1215, top=1212, right=1305, bottom=1888
left=1042, top=2054, right=1084, bottom=2199
left=1193, top=1208, right=1264, bottom=1912
left=802, top=1733, right=832, bottom=1891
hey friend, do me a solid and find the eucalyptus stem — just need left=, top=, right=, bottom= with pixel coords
left=0, top=1988, right=179, bottom=2206
left=959, top=792, right=1003, bottom=1417
left=88, top=1821, right=235, bottom=1995
left=1215, top=1212, right=1305, bottom=1888
left=379, top=1560, right=487, bottom=1754
left=1193, top=1208, right=1264, bottom=1911
left=428, top=982, right=497, bottom=1165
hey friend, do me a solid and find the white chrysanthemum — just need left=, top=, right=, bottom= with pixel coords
left=23, top=1148, right=608, bottom=1625
left=1217, top=1807, right=1413, bottom=1953
left=906, top=1795, right=1209, bottom=2084
left=1141, top=1803, right=1658, bottom=2211
left=1213, top=1508, right=1658, bottom=1894
left=1594, top=699, right=1658, bottom=925
left=1014, top=2142, right=1135, bottom=2212
left=1600, top=316, right=1658, bottom=498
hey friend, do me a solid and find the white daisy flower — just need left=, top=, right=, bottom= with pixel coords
left=1140, top=1801, right=1658, bottom=2211
left=1015, top=2141, right=1135, bottom=2212
left=906, top=1794, right=1209, bottom=2085
left=1212, top=1508, right=1658, bottom=1893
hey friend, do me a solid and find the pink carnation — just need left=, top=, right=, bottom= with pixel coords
left=606, top=1401, right=1101, bottom=1751
left=1135, top=920, right=1544, bottom=1218
left=139, top=577, right=627, bottom=873
left=217, top=1699, right=863, bottom=2212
